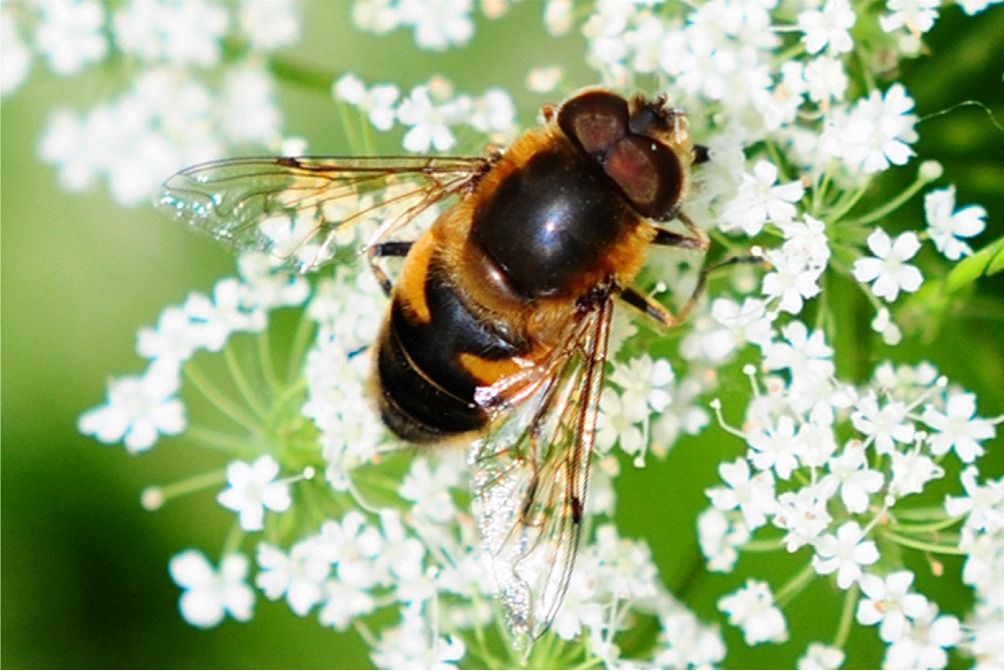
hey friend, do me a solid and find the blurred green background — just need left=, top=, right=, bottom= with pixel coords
left=3, top=2, right=1003, bottom=669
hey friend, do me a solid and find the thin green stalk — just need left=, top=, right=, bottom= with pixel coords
left=889, top=516, right=962, bottom=535
left=882, top=530, right=965, bottom=555
left=224, top=341, right=268, bottom=419
left=149, top=468, right=227, bottom=501
left=834, top=582, right=859, bottom=648
left=847, top=169, right=932, bottom=227
left=286, top=308, right=317, bottom=383
left=257, top=329, right=280, bottom=393
left=185, top=363, right=260, bottom=431
left=774, top=562, right=816, bottom=606
left=267, top=54, right=337, bottom=94
left=186, top=425, right=260, bottom=455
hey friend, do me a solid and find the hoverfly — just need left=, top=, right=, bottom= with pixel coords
left=158, top=87, right=711, bottom=650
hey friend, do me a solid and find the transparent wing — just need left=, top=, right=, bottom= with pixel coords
left=469, top=298, right=614, bottom=651
left=157, top=155, right=488, bottom=272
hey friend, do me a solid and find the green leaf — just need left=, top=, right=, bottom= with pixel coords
left=946, top=235, right=1004, bottom=293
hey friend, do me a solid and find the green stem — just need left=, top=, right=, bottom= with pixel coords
left=225, top=341, right=267, bottom=420
left=846, top=167, right=934, bottom=227
left=267, top=54, right=337, bottom=93
left=889, top=516, right=962, bottom=535
left=774, top=562, right=816, bottom=606
left=834, top=582, right=859, bottom=648
left=286, top=308, right=317, bottom=383
left=892, top=505, right=957, bottom=521
left=825, top=181, right=869, bottom=225
left=221, top=521, right=246, bottom=556
left=257, top=329, right=280, bottom=393
left=882, top=530, right=965, bottom=555
left=150, top=468, right=227, bottom=501
left=185, top=363, right=260, bottom=431
left=186, top=425, right=260, bottom=455
left=742, top=538, right=787, bottom=552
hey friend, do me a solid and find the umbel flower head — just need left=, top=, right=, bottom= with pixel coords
left=9, top=0, right=991, bottom=667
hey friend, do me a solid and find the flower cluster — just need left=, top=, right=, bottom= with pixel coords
left=703, top=354, right=999, bottom=667
left=5, top=0, right=300, bottom=205
left=18, top=0, right=994, bottom=668
left=333, top=73, right=518, bottom=153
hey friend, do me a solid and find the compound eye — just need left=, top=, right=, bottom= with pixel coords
left=557, top=90, right=629, bottom=157
left=603, top=135, right=683, bottom=221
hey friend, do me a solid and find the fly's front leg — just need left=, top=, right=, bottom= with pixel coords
left=652, top=211, right=710, bottom=253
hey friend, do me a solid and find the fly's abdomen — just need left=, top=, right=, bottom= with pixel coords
left=377, top=249, right=529, bottom=442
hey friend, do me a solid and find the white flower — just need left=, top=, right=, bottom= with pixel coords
left=761, top=245, right=824, bottom=314
left=596, top=390, right=646, bottom=457
left=184, top=278, right=267, bottom=351
left=720, top=160, right=804, bottom=235
left=219, top=62, right=282, bottom=145
left=762, top=320, right=834, bottom=386
left=77, top=359, right=185, bottom=453
left=318, top=577, right=377, bottom=631
left=856, top=571, right=930, bottom=642
left=853, top=228, right=924, bottom=302
left=706, top=457, right=777, bottom=530
left=397, top=85, right=464, bottom=152
left=136, top=306, right=201, bottom=365
left=2, top=8, right=32, bottom=96
left=697, top=507, right=751, bottom=573
left=797, top=0, right=856, bottom=55
left=37, top=67, right=231, bottom=206
left=237, top=252, right=311, bottom=312
left=871, top=307, right=903, bottom=346
left=804, top=56, right=848, bottom=103
left=880, top=0, right=940, bottom=34
left=798, top=642, right=846, bottom=670
left=399, top=454, right=462, bottom=526
left=945, top=467, right=1004, bottom=533
left=217, top=455, right=292, bottom=531
left=609, top=355, right=675, bottom=418
left=34, top=0, right=107, bottom=76
left=830, top=84, right=919, bottom=174
left=112, top=0, right=228, bottom=66
left=746, top=415, right=800, bottom=480
left=956, top=0, right=1004, bottom=14
left=256, top=539, right=331, bottom=616
left=333, top=73, right=400, bottom=132
left=812, top=521, right=880, bottom=589
left=398, top=0, right=474, bottom=51
left=773, top=479, right=839, bottom=552
left=962, top=599, right=1004, bottom=669
left=169, top=550, right=254, bottom=628
left=718, top=579, right=789, bottom=645
left=889, top=448, right=944, bottom=498
left=317, top=511, right=385, bottom=588
left=851, top=391, right=916, bottom=454
left=469, top=87, right=517, bottom=137
left=922, top=391, right=995, bottom=462
left=705, top=296, right=773, bottom=355
left=778, top=215, right=832, bottom=272
left=654, top=606, right=727, bottom=669
left=958, top=526, right=1002, bottom=590
left=371, top=604, right=466, bottom=669
left=924, top=186, right=987, bottom=260
left=882, top=603, right=962, bottom=670
left=825, top=443, right=884, bottom=514
left=376, top=510, right=430, bottom=603
left=238, top=0, right=301, bottom=51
